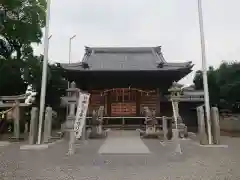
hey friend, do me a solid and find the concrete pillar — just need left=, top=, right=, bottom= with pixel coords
left=211, top=107, right=220, bottom=144
left=162, top=116, right=168, bottom=140
left=13, top=101, right=20, bottom=139
left=29, top=107, right=38, bottom=145
left=197, top=106, right=208, bottom=145
left=43, top=107, right=53, bottom=143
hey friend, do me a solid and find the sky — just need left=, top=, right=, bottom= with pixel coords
left=34, top=0, right=240, bottom=85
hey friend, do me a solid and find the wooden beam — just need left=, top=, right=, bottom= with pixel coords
left=171, top=97, right=204, bottom=102
left=0, top=94, right=26, bottom=101
left=0, top=103, right=30, bottom=108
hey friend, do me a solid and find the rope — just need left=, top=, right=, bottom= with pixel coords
left=0, top=104, right=16, bottom=120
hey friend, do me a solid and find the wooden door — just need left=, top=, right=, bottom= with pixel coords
left=111, top=88, right=136, bottom=116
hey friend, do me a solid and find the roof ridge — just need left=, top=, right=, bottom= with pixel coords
left=85, top=46, right=162, bottom=53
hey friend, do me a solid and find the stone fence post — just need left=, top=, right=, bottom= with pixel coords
left=29, top=107, right=38, bottom=145
left=162, top=116, right=168, bottom=140
left=12, top=101, right=20, bottom=139
left=43, top=107, right=53, bottom=143
left=197, top=106, right=208, bottom=145
left=211, top=107, right=220, bottom=144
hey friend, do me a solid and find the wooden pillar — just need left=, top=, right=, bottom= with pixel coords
left=107, top=92, right=111, bottom=125
left=136, top=91, right=141, bottom=116
left=104, top=94, right=107, bottom=115
left=156, top=88, right=160, bottom=116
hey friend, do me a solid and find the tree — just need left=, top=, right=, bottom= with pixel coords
left=193, top=61, right=240, bottom=112
left=0, top=57, right=26, bottom=95
left=22, top=54, right=68, bottom=107
left=0, top=36, right=12, bottom=59
left=1, top=0, right=46, bottom=60
left=0, top=0, right=46, bottom=96
left=193, top=66, right=219, bottom=106
left=0, top=0, right=67, bottom=108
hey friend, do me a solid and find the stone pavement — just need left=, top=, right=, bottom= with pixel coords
left=98, top=130, right=150, bottom=154
left=0, top=130, right=240, bottom=179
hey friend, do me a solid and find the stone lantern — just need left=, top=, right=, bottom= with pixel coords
left=168, top=82, right=188, bottom=138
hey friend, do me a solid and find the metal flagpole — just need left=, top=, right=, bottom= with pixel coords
left=68, top=35, right=76, bottom=64
left=66, top=35, right=76, bottom=118
left=197, top=0, right=212, bottom=144
left=67, top=35, right=76, bottom=87
left=37, top=0, right=51, bottom=144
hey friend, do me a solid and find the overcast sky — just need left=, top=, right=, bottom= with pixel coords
left=34, top=0, right=240, bottom=84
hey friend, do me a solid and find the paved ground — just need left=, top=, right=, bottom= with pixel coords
left=0, top=130, right=240, bottom=179
left=98, top=130, right=150, bottom=154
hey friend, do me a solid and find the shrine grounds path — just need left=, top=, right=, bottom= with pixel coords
left=1, top=130, right=240, bottom=180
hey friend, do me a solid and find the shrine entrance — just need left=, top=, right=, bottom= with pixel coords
left=110, top=88, right=137, bottom=117
left=97, top=88, right=155, bottom=127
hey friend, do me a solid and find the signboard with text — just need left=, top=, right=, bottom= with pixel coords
left=74, top=92, right=90, bottom=138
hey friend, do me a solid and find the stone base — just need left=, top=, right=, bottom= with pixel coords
left=141, top=132, right=163, bottom=139
left=8, top=137, right=25, bottom=142
left=196, top=143, right=228, bottom=148
left=89, top=131, right=108, bottom=139
left=0, top=141, right=11, bottom=146
left=20, top=144, right=49, bottom=150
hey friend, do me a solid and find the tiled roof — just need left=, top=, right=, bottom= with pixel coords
left=60, top=46, right=193, bottom=71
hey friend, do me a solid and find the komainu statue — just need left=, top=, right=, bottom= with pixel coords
left=138, top=107, right=161, bottom=138
left=89, top=106, right=107, bottom=138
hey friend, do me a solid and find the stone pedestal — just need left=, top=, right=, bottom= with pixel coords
left=172, top=128, right=182, bottom=154
left=146, top=126, right=156, bottom=134
left=197, top=106, right=208, bottom=145
left=67, top=130, right=76, bottom=155
left=97, top=125, right=102, bottom=134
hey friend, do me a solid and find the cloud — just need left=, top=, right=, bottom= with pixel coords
left=34, top=0, right=240, bottom=84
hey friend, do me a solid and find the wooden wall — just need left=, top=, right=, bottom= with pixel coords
left=140, top=91, right=160, bottom=115
left=87, top=90, right=104, bottom=116
left=87, top=88, right=160, bottom=117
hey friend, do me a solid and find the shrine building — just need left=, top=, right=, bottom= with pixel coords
left=60, top=46, right=201, bottom=130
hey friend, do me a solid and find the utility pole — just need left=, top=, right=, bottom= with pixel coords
left=197, top=0, right=212, bottom=144
left=37, top=0, right=51, bottom=145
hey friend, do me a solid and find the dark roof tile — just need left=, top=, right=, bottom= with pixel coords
left=60, top=46, right=193, bottom=72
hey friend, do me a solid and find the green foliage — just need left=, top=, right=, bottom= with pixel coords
left=0, top=0, right=67, bottom=108
left=0, top=57, right=26, bottom=95
left=1, top=0, right=46, bottom=60
left=0, top=36, right=12, bottom=58
left=193, top=61, right=240, bottom=112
